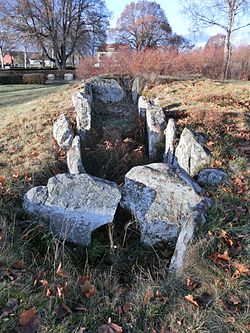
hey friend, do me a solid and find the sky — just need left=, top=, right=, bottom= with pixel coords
left=105, top=0, right=250, bottom=46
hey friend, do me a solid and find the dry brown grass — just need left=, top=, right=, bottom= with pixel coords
left=0, top=82, right=81, bottom=197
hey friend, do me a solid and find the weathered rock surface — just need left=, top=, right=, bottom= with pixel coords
left=47, top=74, right=55, bottom=82
left=73, top=91, right=92, bottom=139
left=164, top=118, right=177, bottom=164
left=23, top=173, right=121, bottom=246
left=146, top=105, right=166, bottom=158
left=132, top=77, right=146, bottom=103
left=175, top=128, right=211, bottom=176
left=138, top=96, right=149, bottom=117
left=53, top=114, right=74, bottom=150
left=169, top=198, right=212, bottom=273
left=67, top=136, right=84, bottom=174
left=198, top=168, right=229, bottom=187
left=91, top=78, right=124, bottom=103
left=121, top=163, right=209, bottom=246
left=64, top=73, right=74, bottom=81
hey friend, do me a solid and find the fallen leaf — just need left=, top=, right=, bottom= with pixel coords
left=15, top=317, right=41, bottom=333
left=46, top=288, right=53, bottom=297
left=186, top=278, right=198, bottom=291
left=40, top=279, right=49, bottom=288
left=184, top=294, right=199, bottom=307
left=220, top=230, right=233, bottom=247
left=19, top=307, right=36, bottom=326
left=56, top=262, right=66, bottom=277
left=79, top=276, right=97, bottom=298
left=117, top=302, right=134, bottom=315
left=217, top=250, right=230, bottom=261
left=224, top=317, right=236, bottom=323
left=228, top=295, right=241, bottom=305
left=177, top=318, right=183, bottom=326
left=233, top=262, right=250, bottom=275
left=56, top=302, right=72, bottom=321
left=98, top=319, right=123, bottom=333
left=57, top=284, right=64, bottom=298
left=12, top=171, right=20, bottom=179
left=0, top=176, right=5, bottom=185
left=144, top=287, right=154, bottom=305
left=210, top=250, right=231, bottom=269
left=122, top=302, right=133, bottom=313
left=12, top=260, right=26, bottom=271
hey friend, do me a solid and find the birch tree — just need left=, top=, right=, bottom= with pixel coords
left=181, top=0, right=250, bottom=79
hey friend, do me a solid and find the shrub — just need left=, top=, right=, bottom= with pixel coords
left=23, top=73, right=46, bottom=84
left=0, top=75, right=23, bottom=84
left=231, top=45, right=250, bottom=80
left=77, top=44, right=250, bottom=80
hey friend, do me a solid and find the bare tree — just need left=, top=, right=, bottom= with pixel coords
left=181, top=0, right=250, bottom=79
left=205, top=34, right=226, bottom=49
left=1, top=0, right=109, bottom=69
left=112, top=0, right=173, bottom=50
left=0, top=25, right=17, bottom=68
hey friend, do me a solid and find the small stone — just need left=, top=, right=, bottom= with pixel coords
left=53, top=114, right=74, bottom=151
left=67, top=136, right=84, bottom=174
left=197, top=168, right=229, bottom=187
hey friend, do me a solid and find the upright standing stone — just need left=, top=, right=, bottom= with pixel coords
left=164, top=118, right=177, bottom=164
left=73, top=91, right=92, bottom=140
left=132, top=77, right=146, bottom=103
left=53, top=114, right=74, bottom=151
left=169, top=198, right=212, bottom=273
left=67, top=136, right=84, bottom=174
left=175, top=128, right=211, bottom=176
left=146, top=105, right=166, bottom=158
left=138, top=96, right=149, bottom=117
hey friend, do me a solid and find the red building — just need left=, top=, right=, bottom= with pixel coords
left=3, top=53, right=14, bottom=66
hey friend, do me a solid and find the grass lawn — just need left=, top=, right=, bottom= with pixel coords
left=0, top=79, right=249, bottom=333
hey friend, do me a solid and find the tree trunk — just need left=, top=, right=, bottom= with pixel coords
left=24, top=47, right=27, bottom=68
left=223, top=2, right=235, bottom=80
left=223, top=30, right=232, bottom=80
left=0, top=47, right=4, bottom=68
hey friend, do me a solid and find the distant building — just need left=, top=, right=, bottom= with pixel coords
left=95, top=43, right=130, bottom=67
left=3, top=51, right=54, bottom=68
left=3, top=53, right=14, bottom=66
